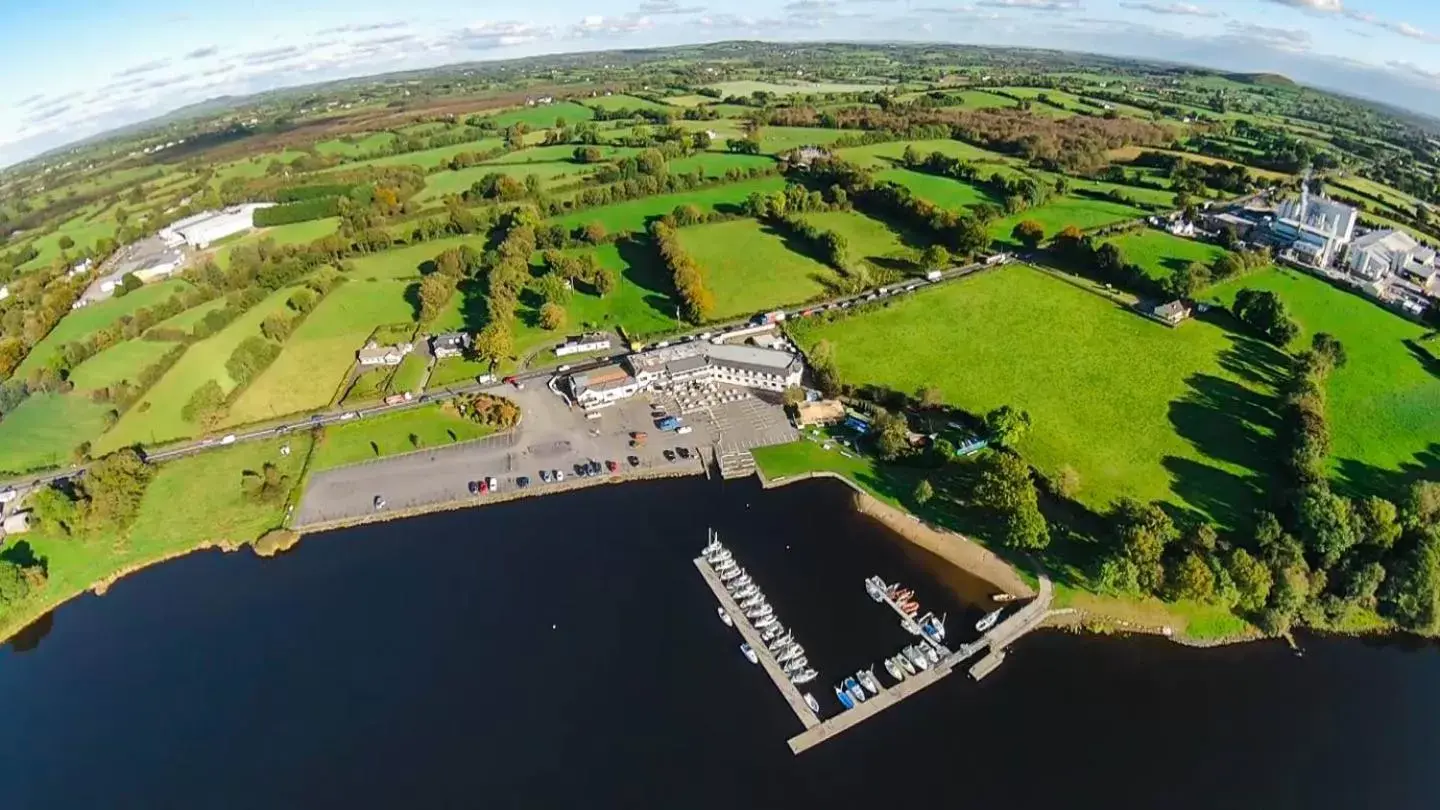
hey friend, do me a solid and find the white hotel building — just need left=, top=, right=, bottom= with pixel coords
left=568, top=342, right=804, bottom=408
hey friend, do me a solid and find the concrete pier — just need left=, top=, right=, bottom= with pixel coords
left=693, top=558, right=820, bottom=730
left=787, top=660, right=955, bottom=754
left=968, top=650, right=1006, bottom=681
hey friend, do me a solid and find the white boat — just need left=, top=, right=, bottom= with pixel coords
left=776, top=644, right=805, bottom=663
left=707, top=549, right=733, bottom=565
left=717, top=607, right=732, bottom=627
left=857, top=668, right=880, bottom=695
left=804, top=692, right=820, bottom=712
left=746, top=603, right=774, bottom=619
left=896, top=652, right=917, bottom=676
left=924, top=645, right=939, bottom=664
left=753, top=614, right=780, bottom=630
left=900, top=616, right=922, bottom=635
left=713, top=558, right=738, bottom=573
left=905, top=646, right=930, bottom=672
left=702, top=533, right=722, bottom=555
left=761, top=624, right=787, bottom=643
left=784, top=656, right=809, bottom=673
left=792, top=668, right=818, bottom=686
left=835, top=685, right=854, bottom=709
left=732, top=584, right=759, bottom=600
left=844, top=677, right=867, bottom=704
left=726, top=574, right=752, bottom=591
left=766, top=631, right=794, bottom=650
left=865, top=575, right=888, bottom=602
left=719, top=566, right=744, bottom=582
left=739, top=593, right=766, bottom=610
left=976, top=608, right=1003, bottom=633
left=884, top=657, right=906, bottom=682
left=740, top=643, right=758, bottom=664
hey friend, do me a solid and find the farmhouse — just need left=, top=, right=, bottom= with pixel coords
left=357, top=341, right=414, bottom=366
left=430, top=332, right=470, bottom=359
left=555, top=332, right=612, bottom=357
left=1151, top=300, right=1192, bottom=326
left=160, top=203, right=274, bottom=249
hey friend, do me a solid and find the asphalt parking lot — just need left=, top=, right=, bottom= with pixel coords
left=293, top=379, right=793, bottom=527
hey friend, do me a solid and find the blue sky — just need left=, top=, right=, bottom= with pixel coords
left=3, top=0, right=1440, bottom=167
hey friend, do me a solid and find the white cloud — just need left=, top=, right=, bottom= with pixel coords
left=976, top=0, right=1081, bottom=10
left=450, top=21, right=553, bottom=49
left=1118, top=2, right=1217, bottom=17
left=636, top=0, right=705, bottom=13
left=1386, top=60, right=1440, bottom=84
left=572, top=14, right=656, bottom=36
left=1225, top=20, right=1313, bottom=51
left=1262, top=0, right=1342, bottom=12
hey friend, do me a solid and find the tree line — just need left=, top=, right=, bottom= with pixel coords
left=648, top=219, right=714, bottom=323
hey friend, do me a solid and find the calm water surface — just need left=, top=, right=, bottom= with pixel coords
left=2, top=477, right=1439, bottom=809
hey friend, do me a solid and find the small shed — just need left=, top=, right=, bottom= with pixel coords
left=3, top=511, right=32, bottom=535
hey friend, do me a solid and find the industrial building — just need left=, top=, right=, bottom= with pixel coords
left=1257, top=189, right=1358, bottom=268
left=161, top=203, right=274, bottom=249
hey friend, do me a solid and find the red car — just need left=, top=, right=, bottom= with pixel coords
left=606, top=459, right=619, bottom=473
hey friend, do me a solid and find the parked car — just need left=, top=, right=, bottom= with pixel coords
left=468, top=481, right=481, bottom=495
left=606, top=459, right=619, bottom=473
left=553, top=469, right=564, bottom=482
left=373, top=495, right=386, bottom=510
left=540, top=470, right=552, bottom=483
left=517, top=476, right=531, bottom=488
left=478, top=479, right=490, bottom=494
left=677, top=447, right=692, bottom=460
left=676, top=425, right=693, bottom=435
left=627, top=456, right=640, bottom=467
left=663, top=449, right=676, bottom=462
left=486, top=476, right=499, bottom=492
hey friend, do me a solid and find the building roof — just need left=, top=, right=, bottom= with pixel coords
left=431, top=332, right=469, bottom=348
left=1351, top=228, right=1419, bottom=256
left=571, top=364, right=636, bottom=395
left=706, top=343, right=801, bottom=373
left=1153, top=300, right=1189, bottom=318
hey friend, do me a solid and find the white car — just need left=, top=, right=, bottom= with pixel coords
left=219, top=434, right=236, bottom=445
left=340, top=412, right=357, bottom=421
left=557, top=364, right=571, bottom=372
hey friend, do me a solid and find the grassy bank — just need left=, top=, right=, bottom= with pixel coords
left=309, top=403, right=497, bottom=472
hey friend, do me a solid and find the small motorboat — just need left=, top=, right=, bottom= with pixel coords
left=753, top=614, right=780, bottom=630
left=920, top=612, right=946, bottom=643
left=791, top=668, right=818, bottom=685
left=992, top=592, right=1020, bottom=603
left=894, top=588, right=915, bottom=602
left=865, top=575, right=888, bottom=602
left=835, top=685, right=855, bottom=709
left=719, top=566, right=744, bottom=582
left=924, top=645, right=940, bottom=664
left=713, top=557, right=738, bottom=573
left=857, top=668, right=880, bottom=695
left=976, top=608, right=1003, bottom=633
left=740, top=643, right=758, bottom=664
left=783, top=656, right=809, bottom=673
left=739, top=593, right=766, bottom=609
left=717, top=607, right=733, bottom=627
left=702, top=533, right=722, bottom=554
left=900, top=616, right=922, bottom=636
left=844, top=677, right=867, bottom=704
left=707, top=548, right=733, bottom=565
left=899, top=601, right=920, bottom=616
left=732, top=584, right=759, bottom=600
left=766, top=631, right=794, bottom=650
left=905, top=646, right=930, bottom=672
left=746, top=603, right=774, bottom=619
left=726, top=574, right=752, bottom=591
left=884, top=657, right=906, bottom=682
left=804, top=692, right=821, bottom=713
left=896, top=652, right=917, bottom=676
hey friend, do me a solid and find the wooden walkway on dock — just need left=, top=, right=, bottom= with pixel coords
left=693, top=558, right=820, bottom=731
left=787, top=659, right=955, bottom=753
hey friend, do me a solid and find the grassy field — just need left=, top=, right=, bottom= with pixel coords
left=210, top=151, right=311, bottom=186
left=837, top=138, right=1018, bottom=169
left=66, top=338, right=178, bottom=392
left=666, top=152, right=775, bottom=176
left=388, top=350, right=429, bottom=395
left=989, top=196, right=1146, bottom=246
left=225, top=279, right=416, bottom=425
left=0, top=392, right=113, bottom=473
left=759, top=127, right=849, bottom=155
left=945, top=90, right=1021, bottom=110
left=803, top=210, right=920, bottom=271
left=314, top=131, right=398, bottom=157
left=790, top=264, right=1282, bottom=527
left=479, top=101, right=595, bottom=129
left=1208, top=268, right=1440, bottom=497
left=322, top=138, right=504, bottom=172
left=550, top=176, right=786, bottom=235
left=706, top=80, right=885, bottom=97
left=148, top=298, right=228, bottom=334
left=16, top=279, right=192, bottom=378
left=878, top=168, right=1001, bottom=210
left=1103, top=229, right=1230, bottom=287
left=525, top=242, right=680, bottom=339
left=678, top=219, right=842, bottom=321
left=1106, top=146, right=1293, bottom=182
left=309, top=403, right=495, bottom=471
left=0, top=435, right=310, bottom=642
left=14, top=209, right=119, bottom=271
left=214, top=218, right=339, bottom=268
left=348, top=235, right=489, bottom=280
left=97, top=287, right=300, bottom=451
left=415, top=160, right=597, bottom=202
left=584, top=94, right=671, bottom=112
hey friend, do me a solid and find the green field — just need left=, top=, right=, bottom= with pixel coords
left=388, top=350, right=429, bottom=395
left=678, top=219, right=842, bottom=320
left=66, top=338, right=178, bottom=392
left=989, top=196, right=1146, bottom=246
left=415, top=160, right=598, bottom=202
left=479, top=101, right=595, bottom=129
left=148, top=298, right=228, bottom=334
left=210, top=151, right=310, bottom=185
left=97, top=287, right=300, bottom=451
left=759, top=127, right=849, bottom=155
left=550, top=176, right=787, bottom=235
left=322, top=138, right=504, bottom=172
left=878, top=168, right=1001, bottom=210
left=584, top=94, right=671, bottom=112
left=215, top=218, right=339, bottom=268
left=944, top=90, right=1020, bottom=110
left=666, top=152, right=775, bottom=176
left=348, top=235, right=489, bottom=280
left=16, top=279, right=192, bottom=378
left=837, top=138, right=1017, bottom=169
left=803, top=210, right=919, bottom=270
left=790, top=264, right=1281, bottom=526
left=310, top=403, right=496, bottom=471
left=1208, top=268, right=1440, bottom=496
left=314, top=131, right=398, bottom=157
left=0, top=392, right=113, bottom=473
left=225, top=279, right=416, bottom=425
left=14, top=208, right=120, bottom=272
left=706, top=80, right=885, bottom=97
left=1103, top=229, right=1230, bottom=286
left=0, top=434, right=310, bottom=640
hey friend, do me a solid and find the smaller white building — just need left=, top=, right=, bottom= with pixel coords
left=0, top=285, right=8, bottom=302
left=570, top=365, right=640, bottom=407
left=555, top=332, right=612, bottom=357
left=357, top=341, right=414, bottom=367
left=161, top=203, right=274, bottom=249
left=2, top=510, right=31, bottom=535
left=1346, top=229, right=1429, bottom=282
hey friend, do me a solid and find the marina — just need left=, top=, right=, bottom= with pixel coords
left=696, top=528, right=1055, bottom=755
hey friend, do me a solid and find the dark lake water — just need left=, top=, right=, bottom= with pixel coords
left=3, top=477, right=1440, bottom=809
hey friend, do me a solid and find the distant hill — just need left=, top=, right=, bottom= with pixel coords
left=1227, top=72, right=1297, bottom=88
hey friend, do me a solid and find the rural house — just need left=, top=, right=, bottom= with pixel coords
left=430, top=332, right=471, bottom=359
left=555, top=332, right=612, bottom=357
left=357, top=341, right=414, bottom=366
left=1151, top=300, right=1192, bottom=326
